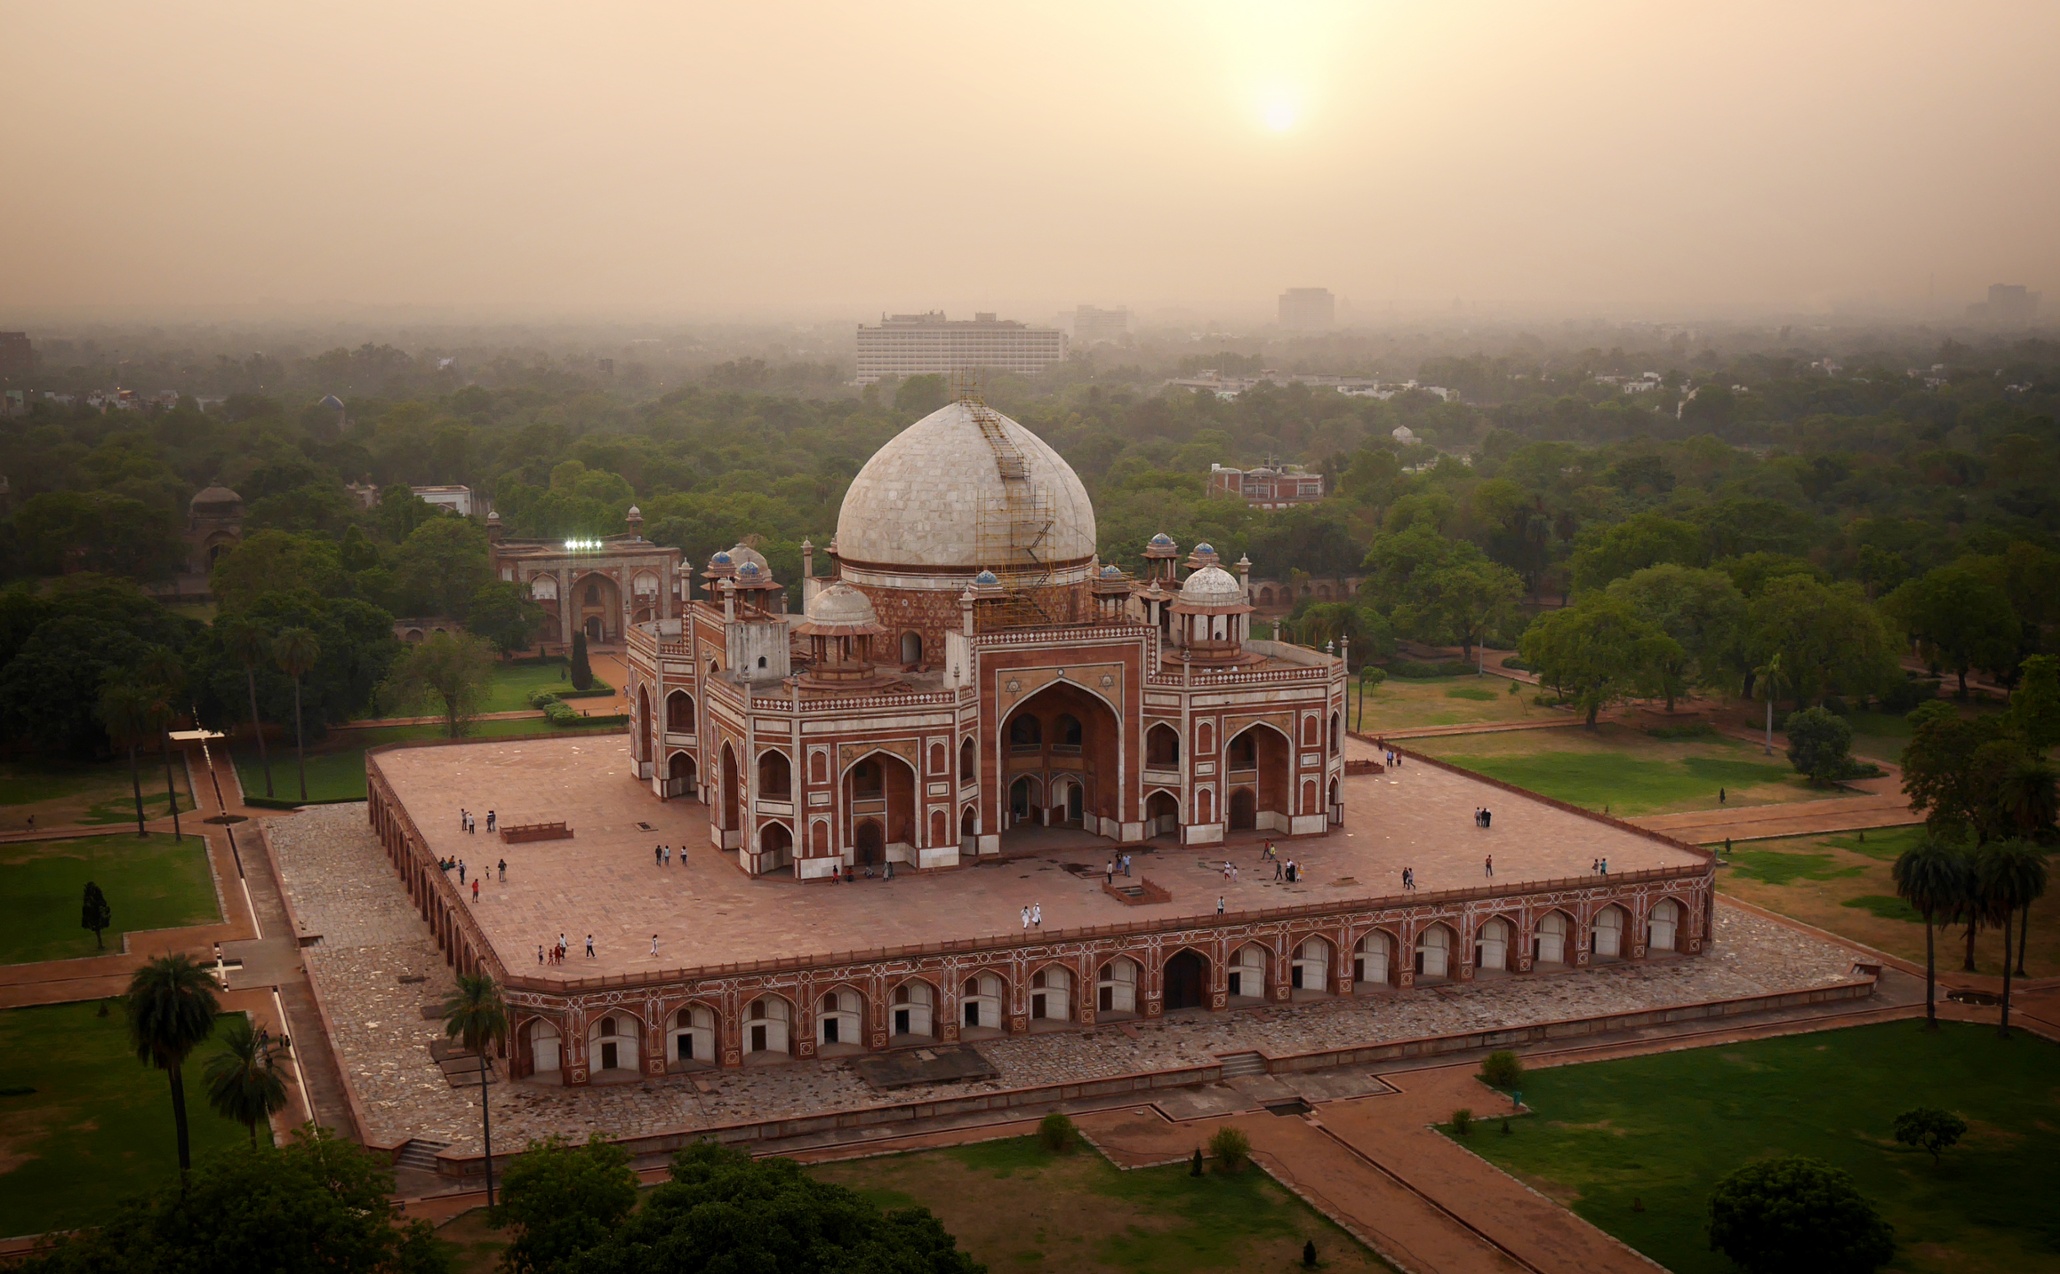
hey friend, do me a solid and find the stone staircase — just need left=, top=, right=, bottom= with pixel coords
left=394, top=1139, right=449, bottom=1174
left=1216, top=1051, right=1268, bottom=1079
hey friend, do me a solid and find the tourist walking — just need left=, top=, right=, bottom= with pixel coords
left=1719, top=787, right=1726, bottom=805
left=458, top=859, right=466, bottom=884
left=650, top=934, right=659, bottom=956
left=656, top=843, right=664, bottom=866
left=1485, top=854, right=1494, bottom=878
left=1483, top=808, right=1492, bottom=828
left=1217, top=895, right=1225, bottom=915
left=1105, top=860, right=1115, bottom=884
left=537, top=944, right=544, bottom=965
left=1274, top=857, right=1285, bottom=882
left=471, top=878, right=479, bottom=902
left=1031, top=902, right=1042, bottom=929
left=487, top=810, right=496, bottom=832
left=1021, top=905, right=1030, bottom=931
left=585, top=934, right=595, bottom=958
left=1121, top=854, right=1131, bottom=877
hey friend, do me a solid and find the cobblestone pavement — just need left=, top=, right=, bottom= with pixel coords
left=272, top=804, right=1863, bottom=1155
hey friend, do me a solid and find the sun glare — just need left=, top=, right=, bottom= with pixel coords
left=1263, top=97, right=1299, bottom=132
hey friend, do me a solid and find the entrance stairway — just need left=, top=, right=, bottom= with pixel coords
left=394, top=1139, right=450, bottom=1174
left=1216, top=1051, right=1268, bottom=1079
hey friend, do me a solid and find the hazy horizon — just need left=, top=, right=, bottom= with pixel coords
left=3, top=2, right=2055, bottom=324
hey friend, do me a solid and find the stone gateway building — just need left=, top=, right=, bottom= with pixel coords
left=363, top=396, right=1717, bottom=1086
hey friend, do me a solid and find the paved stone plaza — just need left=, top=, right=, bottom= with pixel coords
left=269, top=804, right=1858, bottom=1155
left=372, top=733, right=1703, bottom=977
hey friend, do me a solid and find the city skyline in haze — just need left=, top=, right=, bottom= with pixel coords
left=1, top=1, right=2054, bottom=324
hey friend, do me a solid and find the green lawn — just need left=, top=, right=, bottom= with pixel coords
left=0, top=1003, right=255, bottom=1237
left=1453, top=1022, right=2060, bottom=1274
left=0, top=834, right=219, bottom=964
left=0, top=757, right=194, bottom=832
left=235, top=715, right=624, bottom=805
left=1351, top=674, right=1565, bottom=733
left=810, top=1135, right=1391, bottom=1273
left=1411, top=723, right=1831, bottom=817
left=479, top=660, right=575, bottom=713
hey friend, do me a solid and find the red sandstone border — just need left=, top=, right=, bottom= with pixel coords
left=416, top=971, right=1878, bottom=1181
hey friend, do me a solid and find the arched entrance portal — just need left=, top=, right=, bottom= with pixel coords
left=999, top=681, right=1121, bottom=844
left=719, top=744, right=740, bottom=847
left=1163, top=949, right=1209, bottom=1011
left=572, top=573, right=622, bottom=644
left=666, top=751, right=697, bottom=799
left=1224, top=725, right=1291, bottom=832
left=843, top=751, right=916, bottom=867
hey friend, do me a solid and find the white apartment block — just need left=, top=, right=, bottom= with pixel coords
left=855, top=311, right=1067, bottom=384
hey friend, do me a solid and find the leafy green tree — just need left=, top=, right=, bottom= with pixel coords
left=1360, top=527, right=1524, bottom=658
left=441, top=974, right=510, bottom=1206
left=1891, top=1107, right=1966, bottom=1165
left=1520, top=595, right=1680, bottom=726
left=220, top=617, right=277, bottom=798
left=18, top=1125, right=448, bottom=1274
left=1884, top=565, right=2020, bottom=698
left=1606, top=564, right=1748, bottom=694
left=1743, top=576, right=1897, bottom=709
left=98, top=682, right=159, bottom=837
left=125, top=952, right=220, bottom=1174
left=894, top=373, right=950, bottom=417
left=1892, top=838, right=1968, bottom=1029
left=1568, top=512, right=1702, bottom=593
left=1974, top=841, right=2048, bottom=1037
left=567, top=1139, right=980, bottom=1274
left=273, top=627, right=321, bottom=802
left=1900, top=702, right=1998, bottom=841
left=209, top=531, right=349, bottom=611
left=81, top=881, right=112, bottom=949
left=391, top=517, right=492, bottom=618
left=1785, top=707, right=1854, bottom=786
left=1706, top=1155, right=1894, bottom=1274
left=466, top=580, right=543, bottom=654
left=203, top=1015, right=293, bottom=1146
left=570, top=630, right=593, bottom=691
left=2007, top=654, right=2060, bottom=752
left=493, top=1135, right=639, bottom=1274
left=381, top=631, right=499, bottom=737
left=11, top=489, right=185, bottom=582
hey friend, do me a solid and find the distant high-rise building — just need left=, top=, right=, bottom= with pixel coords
left=1072, top=305, right=1131, bottom=344
left=1967, top=284, right=2041, bottom=322
left=0, top=332, right=35, bottom=381
left=855, top=311, right=1067, bottom=384
left=1277, top=288, right=1335, bottom=331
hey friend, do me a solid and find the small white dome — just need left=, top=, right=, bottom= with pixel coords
left=727, top=543, right=769, bottom=572
left=806, top=582, right=879, bottom=627
left=1179, top=565, right=1244, bottom=605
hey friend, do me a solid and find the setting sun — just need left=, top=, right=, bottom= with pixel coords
left=1262, top=96, right=1299, bottom=132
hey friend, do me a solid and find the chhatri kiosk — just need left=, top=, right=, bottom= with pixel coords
left=621, top=395, right=1351, bottom=876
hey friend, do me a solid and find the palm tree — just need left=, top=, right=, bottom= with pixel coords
left=139, top=646, right=186, bottom=841
left=125, top=952, right=220, bottom=1173
left=441, top=973, right=510, bottom=1206
left=222, top=618, right=276, bottom=798
left=98, top=682, right=157, bottom=838
left=1975, top=841, right=2048, bottom=1038
left=1751, top=652, right=1787, bottom=755
left=1892, top=837, right=1967, bottom=1029
left=273, top=627, right=321, bottom=803
left=203, top=1015, right=292, bottom=1146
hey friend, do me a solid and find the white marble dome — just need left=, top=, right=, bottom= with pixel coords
left=806, top=582, right=880, bottom=628
left=1179, top=564, right=1245, bottom=606
left=835, top=401, right=1097, bottom=572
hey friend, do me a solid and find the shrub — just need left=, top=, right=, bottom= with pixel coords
left=1892, top=1107, right=1967, bottom=1165
left=1645, top=722, right=1717, bottom=741
left=1037, top=1112, right=1077, bottom=1152
left=1478, top=1050, right=1524, bottom=1090
left=1450, top=1107, right=1473, bottom=1136
left=528, top=689, right=560, bottom=710
left=1208, top=1126, right=1251, bottom=1172
left=1784, top=707, right=1855, bottom=786
left=1387, top=659, right=1477, bottom=679
left=1880, top=675, right=1939, bottom=713
left=542, top=700, right=581, bottom=726
left=1707, top=1155, right=1895, bottom=1274
left=1499, top=655, right=1532, bottom=671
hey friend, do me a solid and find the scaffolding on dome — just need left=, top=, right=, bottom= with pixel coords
left=960, top=376, right=1058, bottom=629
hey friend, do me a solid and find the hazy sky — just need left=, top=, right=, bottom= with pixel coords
left=3, top=2, right=2054, bottom=321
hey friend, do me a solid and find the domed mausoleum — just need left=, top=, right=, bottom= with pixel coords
left=621, top=391, right=1351, bottom=878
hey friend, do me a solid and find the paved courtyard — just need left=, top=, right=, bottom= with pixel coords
left=371, top=733, right=1704, bottom=978
left=268, top=804, right=1858, bottom=1155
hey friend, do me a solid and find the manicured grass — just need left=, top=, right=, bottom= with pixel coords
left=234, top=715, right=624, bottom=805
left=1717, top=825, right=2058, bottom=977
left=1352, top=675, right=1563, bottom=733
left=0, top=1002, right=254, bottom=1237
left=1410, top=724, right=1829, bottom=817
left=1453, top=1021, right=2060, bottom=1274
left=0, top=834, right=218, bottom=964
left=810, top=1134, right=1391, bottom=1273
left=0, top=758, right=194, bottom=831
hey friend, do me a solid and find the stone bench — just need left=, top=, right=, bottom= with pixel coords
left=500, top=821, right=573, bottom=843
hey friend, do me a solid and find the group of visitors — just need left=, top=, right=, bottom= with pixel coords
left=1400, top=866, right=1418, bottom=890
left=1018, top=902, right=1044, bottom=930
left=443, top=855, right=507, bottom=903
left=1103, top=855, right=1133, bottom=883
left=538, top=932, right=595, bottom=964
left=1473, top=806, right=1494, bottom=828
left=1591, top=857, right=1611, bottom=875
left=653, top=844, right=687, bottom=867
left=459, top=808, right=496, bottom=834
